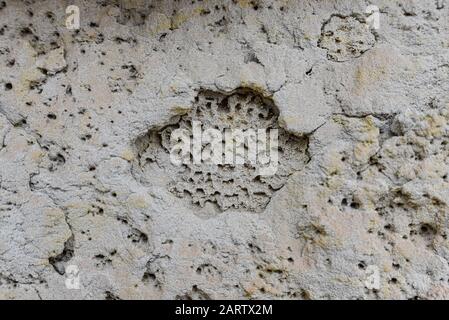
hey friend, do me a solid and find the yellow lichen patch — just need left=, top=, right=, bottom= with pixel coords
left=147, top=13, right=172, bottom=36
left=19, top=67, right=44, bottom=87
left=422, top=114, right=446, bottom=138
left=353, top=140, right=376, bottom=163
left=361, top=116, right=378, bottom=132
left=236, top=0, right=253, bottom=8
left=351, top=117, right=380, bottom=163
left=332, top=115, right=350, bottom=126
left=17, top=67, right=44, bottom=102
left=171, top=12, right=189, bottom=30
left=171, top=6, right=206, bottom=30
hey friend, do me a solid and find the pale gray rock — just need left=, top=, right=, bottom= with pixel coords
left=0, top=0, right=448, bottom=300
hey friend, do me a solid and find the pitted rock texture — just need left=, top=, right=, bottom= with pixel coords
left=134, top=89, right=309, bottom=213
left=1, top=0, right=449, bottom=300
left=318, top=15, right=377, bottom=62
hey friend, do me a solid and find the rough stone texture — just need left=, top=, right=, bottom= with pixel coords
left=134, top=89, right=309, bottom=213
left=0, top=0, right=448, bottom=300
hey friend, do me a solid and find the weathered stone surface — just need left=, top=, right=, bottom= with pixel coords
left=0, top=0, right=448, bottom=299
left=134, top=89, right=309, bottom=213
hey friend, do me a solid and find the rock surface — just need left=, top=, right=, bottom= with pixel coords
left=0, top=0, right=448, bottom=299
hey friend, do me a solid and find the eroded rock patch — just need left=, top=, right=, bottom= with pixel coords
left=134, top=89, right=309, bottom=212
left=318, top=15, right=376, bottom=62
